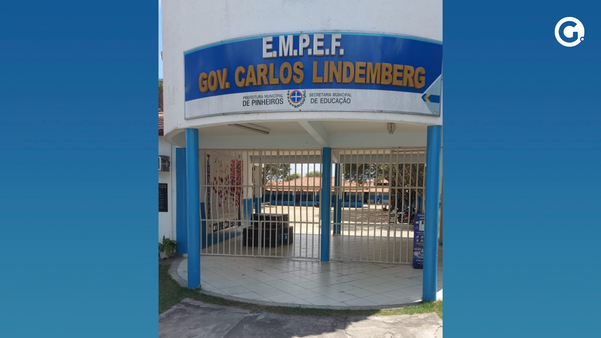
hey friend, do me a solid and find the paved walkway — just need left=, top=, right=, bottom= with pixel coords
left=172, top=253, right=442, bottom=309
left=159, top=298, right=442, bottom=338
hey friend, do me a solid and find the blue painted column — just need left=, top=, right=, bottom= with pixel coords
left=185, top=129, right=201, bottom=289
left=423, top=125, right=442, bottom=302
left=175, top=148, right=188, bottom=256
left=320, top=148, right=332, bottom=262
left=333, top=164, right=342, bottom=234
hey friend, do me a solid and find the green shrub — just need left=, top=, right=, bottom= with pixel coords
left=159, top=236, right=177, bottom=258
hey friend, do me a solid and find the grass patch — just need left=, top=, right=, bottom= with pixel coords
left=159, top=264, right=441, bottom=319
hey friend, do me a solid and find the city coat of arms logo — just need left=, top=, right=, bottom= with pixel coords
left=287, top=90, right=306, bottom=108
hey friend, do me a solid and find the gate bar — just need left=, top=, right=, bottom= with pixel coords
left=320, top=147, right=332, bottom=262
left=334, top=163, right=342, bottom=234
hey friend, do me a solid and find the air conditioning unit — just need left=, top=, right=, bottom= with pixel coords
left=159, top=155, right=170, bottom=172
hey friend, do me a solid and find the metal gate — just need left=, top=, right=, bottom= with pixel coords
left=331, top=148, right=426, bottom=264
left=200, top=149, right=322, bottom=260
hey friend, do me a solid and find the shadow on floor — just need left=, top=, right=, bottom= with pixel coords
left=159, top=298, right=442, bottom=338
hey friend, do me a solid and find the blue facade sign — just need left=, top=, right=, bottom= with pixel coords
left=184, top=32, right=442, bottom=118
left=413, top=213, right=425, bottom=268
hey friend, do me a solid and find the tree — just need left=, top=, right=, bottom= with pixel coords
left=284, top=173, right=301, bottom=181
left=306, top=171, right=321, bottom=177
left=159, top=79, right=163, bottom=111
left=342, top=164, right=376, bottom=184
left=385, top=163, right=425, bottom=212
left=263, top=164, right=291, bottom=182
left=342, top=162, right=424, bottom=210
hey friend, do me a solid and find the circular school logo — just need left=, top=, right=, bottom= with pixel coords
left=555, top=17, right=585, bottom=47
left=287, top=90, right=306, bottom=108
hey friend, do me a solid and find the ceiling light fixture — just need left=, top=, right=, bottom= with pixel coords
left=229, top=123, right=271, bottom=135
left=387, top=123, right=396, bottom=135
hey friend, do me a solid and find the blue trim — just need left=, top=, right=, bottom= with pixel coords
left=185, top=129, right=200, bottom=289
left=175, top=148, right=188, bottom=256
left=423, top=125, right=441, bottom=302
left=203, top=231, right=241, bottom=249
left=205, top=231, right=241, bottom=249
left=299, top=193, right=318, bottom=206
left=271, top=193, right=295, bottom=205
left=369, top=193, right=390, bottom=204
left=320, top=148, right=332, bottom=262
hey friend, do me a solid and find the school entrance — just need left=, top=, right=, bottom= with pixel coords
left=197, top=148, right=425, bottom=264
left=331, top=148, right=425, bottom=264
left=199, top=149, right=323, bottom=260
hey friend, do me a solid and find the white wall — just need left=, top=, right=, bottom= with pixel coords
left=159, top=136, right=177, bottom=242
left=162, top=0, right=443, bottom=142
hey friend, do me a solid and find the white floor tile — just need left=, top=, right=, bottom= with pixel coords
left=232, top=291, right=264, bottom=300
left=252, top=273, right=280, bottom=282
left=367, top=283, right=401, bottom=294
left=326, top=291, right=359, bottom=302
left=361, top=293, right=398, bottom=305
left=289, top=289, right=322, bottom=299
left=342, top=298, right=377, bottom=306
left=327, top=283, right=358, bottom=292
left=219, top=285, right=250, bottom=296
left=275, top=284, right=307, bottom=293
left=176, top=253, right=442, bottom=308
left=243, top=282, right=276, bottom=293
left=254, top=287, right=287, bottom=298
left=212, top=279, right=239, bottom=289
left=294, top=280, right=325, bottom=289
left=305, top=296, right=344, bottom=306
left=379, top=290, right=414, bottom=301
left=268, top=293, right=302, bottom=303
left=347, top=279, right=375, bottom=288
left=345, top=287, right=375, bottom=298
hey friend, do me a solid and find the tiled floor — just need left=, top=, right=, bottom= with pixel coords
left=202, top=227, right=416, bottom=263
left=176, top=247, right=442, bottom=308
left=202, top=205, right=418, bottom=263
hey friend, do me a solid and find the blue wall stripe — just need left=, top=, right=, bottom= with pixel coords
left=204, top=231, right=241, bottom=249
left=175, top=148, right=188, bottom=255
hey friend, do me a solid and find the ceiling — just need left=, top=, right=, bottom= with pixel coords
left=197, top=120, right=427, bottom=137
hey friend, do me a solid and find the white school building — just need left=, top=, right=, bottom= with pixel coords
left=160, top=0, right=442, bottom=308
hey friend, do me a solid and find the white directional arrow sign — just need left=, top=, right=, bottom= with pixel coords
left=421, top=75, right=441, bottom=116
